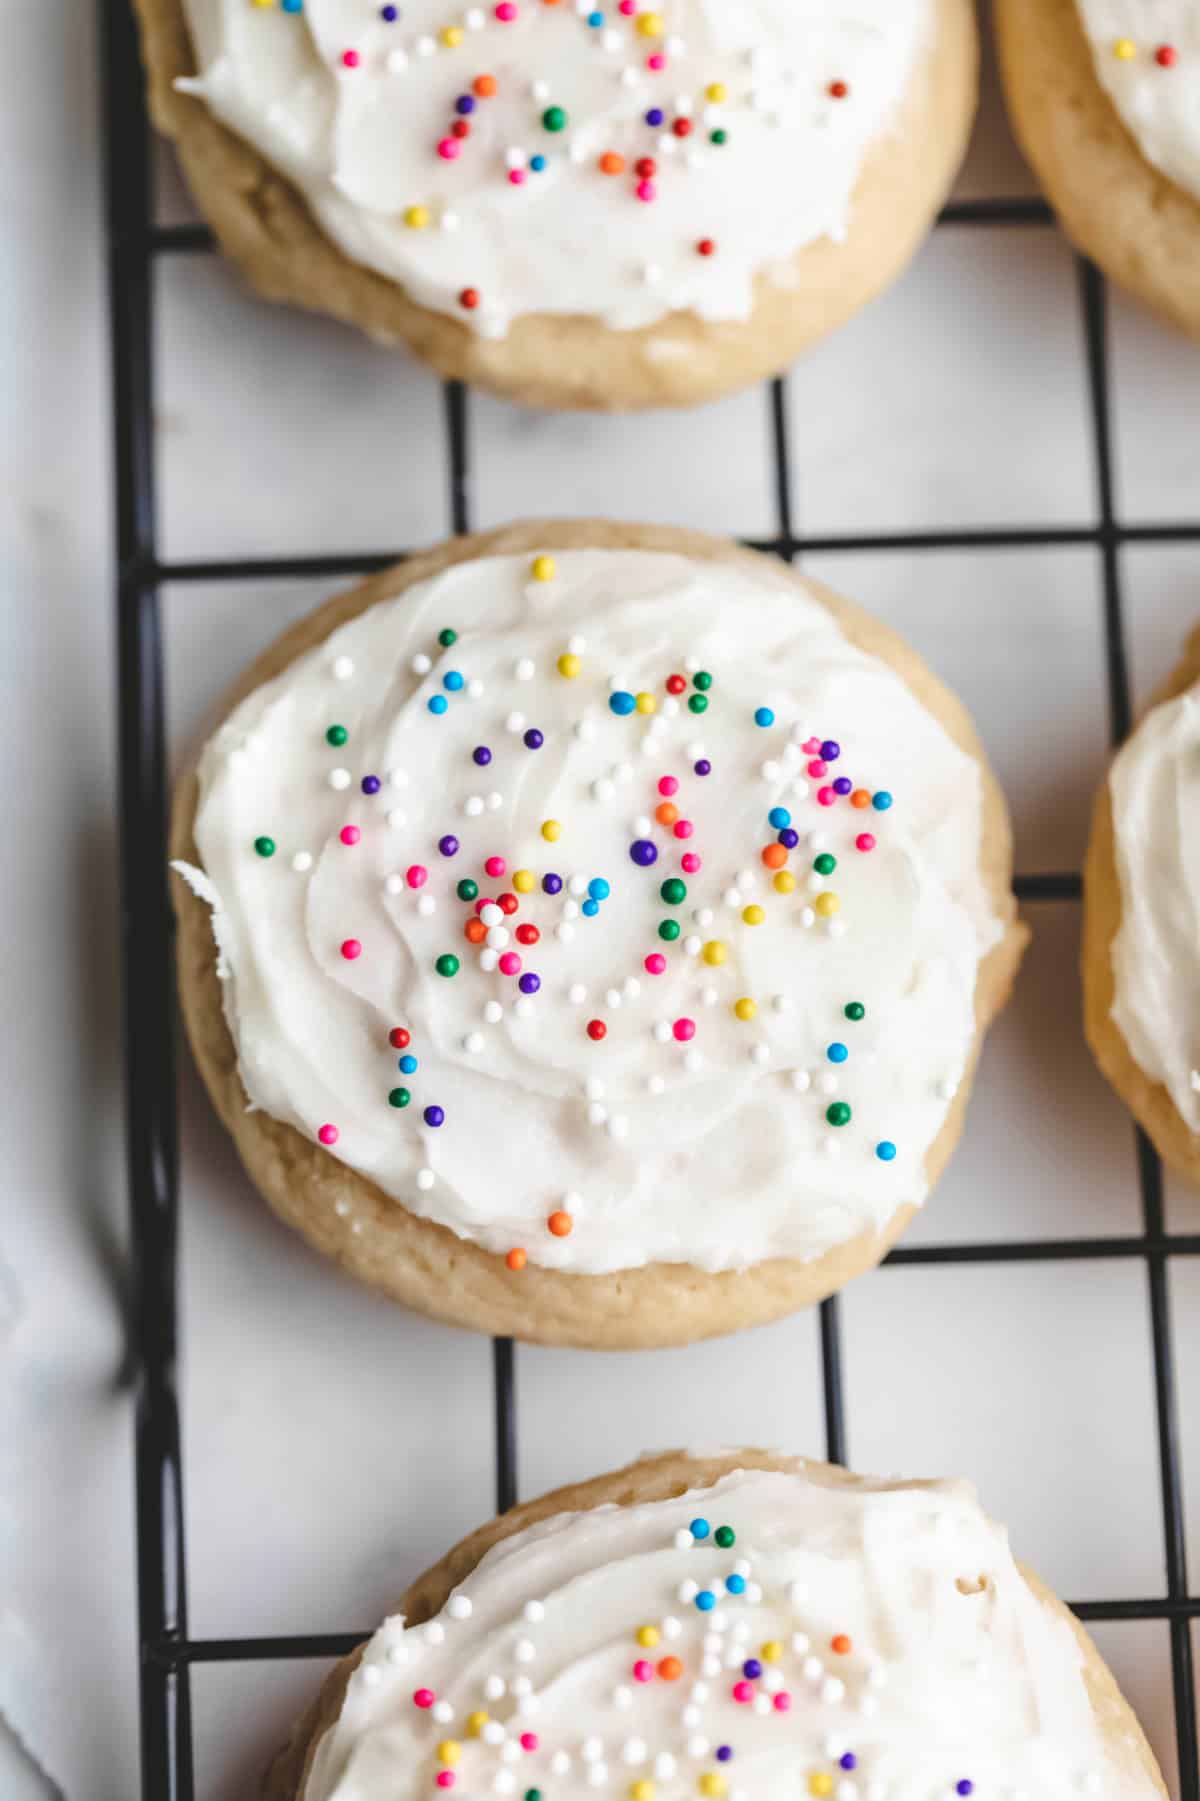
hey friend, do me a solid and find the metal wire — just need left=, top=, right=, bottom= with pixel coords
left=100, top=4, right=1199, bottom=1796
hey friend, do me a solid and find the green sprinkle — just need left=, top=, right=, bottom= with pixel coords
left=435, top=953, right=460, bottom=978
left=687, top=693, right=708, bottom=715
left=714, top=1524, right=735, bottom=1548
left=693, top=670, right=713, bottom=691
left=844, top=1002, right=866, bottom=1022
left=813, top=853, right=837, bottom=876
left=826, top=1102, right=852, bottom=1127
left=437, top=627, right=457, bottom=647
left=253, top=836, right=276, bottom=858
left=388, top=1087, right=411, bottom=1109
left=525, top=1791, right=543, bottom=1801
left=325, top=724, right=348, bottom=747
left=658, top=918, right=681, bottom=942
left=457, top=878, right=479, bottom=902
left=660, top=877, right=687, bottom=906
left=542, top=104, right=567, bottom=132
left=710, top=128, right=728, bottom=145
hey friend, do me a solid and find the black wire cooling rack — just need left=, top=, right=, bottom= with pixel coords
left=100, top=2, right=1200, bottom=1796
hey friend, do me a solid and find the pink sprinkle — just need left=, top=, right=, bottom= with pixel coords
left=647, top=51, right=665, bottom=69
left=807, top=759, right=827, bottom=779
left=673, top=819, right=693, bottom=839
left=636, top=179, right=656, bottom=202
left=657, top=775, right=679, bottom=797
left=438, top=137, right=462, bottom=160
left=673, top=1017, right=696, bottom=1043
left=509, top=168, right=527, bottom=185
left=681, top=852, right=701, bottom=874
left=485, top=855, right=507, bottom=878
left=644, top=953, right=667, bottom=976
left=413, top=1689, right=435, bottom=1709
left=406, top=864, right=428, bottom=888
left=340, top=825, right=361, bottom=846
left=436, top=1775, right=455, bottom=1790
left=855, top=832, right=876, bottom=852
left=341, top=938, right=362, bottom=959
left=495, top=1, right=517, bottom=18
left=773, top=1691, right=792, bottom=1713
left=498, top=952, right=522, bottom=976
left=732, top=1680, right=754, bottom=1704
left=341, top=48, right=359, bottom=67
left=520, top=1734, right=539, bottom=1753
left=803, top=736, right=822, bottom=754
left=817, top=786, right=836, bottom=807
left=317, top=1124, right=339, bottom=1146
left=618, top=0, right=634, bottom=12
left=633, top=1660, right=654, bottom=1683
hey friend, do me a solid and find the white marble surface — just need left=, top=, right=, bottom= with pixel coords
left=4, top=4, right=1200, bottom=1798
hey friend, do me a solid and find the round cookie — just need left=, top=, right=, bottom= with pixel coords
left=1084, top=620, right=1200, bottom=1184
left=997, top=0, right=1200, bottom=338
left=170, top=521, right=1026, bottom=1349
left=262, top=1448, right=1167, bottom=1801
left=133, top=0, right=977, bottom=411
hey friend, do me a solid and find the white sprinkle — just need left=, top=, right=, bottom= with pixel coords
left=605, top=987, right=623, bottom=1010
left=480, top=903, right=503, bottom=927
left=682, top=1705, right=701, bottom=1729
left=360, top=1664, right=382, bottom=1688
left=416, top=33, right=435, bottom=54
left=633, top=815, right=652, bottom=836
left=678, top=1579, right=699, bottom=1603
left=653, top=1021, right=672, bottom=1044
left=448, top=1595, right=472, bottom=1620
left=819, top=1072, right=838, bottom=1096
left=514, top=1638, right=536, bottom=1663
left=827, top=919, right=847, bottom=939
left=622, top=1737, right=647, bottom=1764
left=483, top=1001, right=504, bottom=1026
left=701, top=987, right=718, bottom=1007
left=328, top=767, right=351, bottom=790
left=575, top=717, right=596, bottom=741
left=486, top=791, right=504, bottom=812
left=531, top=78, right=550, bottom=100
left=524, top=1600, right=545, bottom=1623
left=465, top=795, right=485, bottom=817
left=501, top=1742, right=522, bottom=1765
left=568, top=983, right=587, bottom=1005
left=441, top=208, right=460, bottom=232
left=687, top=1736, right=710, bottom=1759
left=673, top=1528, right=693, bottom=1550
left=417, top=895, right=436, bottom=917
left=505, top=147, right=527, bottom=170
left=683, top=1049, right=703, bottom=1073
left=411, top=652, right=432, bottom=674
left=416, top=1168, right=435, bottom=1191
left=292, top=851, right=313, bottom=873
left=607, top=1114, right=629, bottom=1139
left=557, top=922, right=576, bottom=944
left=480, top=949, right=499, bottom=973
left=747, top=1582, right=763, bottom=1603
left=762, top=760, right=782, bottom=781
left=463, top=1032, right=484, bottom=1054
left=684, top=936, right=702, bottom=956
left=837, top=1786, right=858, bottom=1801
left=515, top=997, right=534, bottom=1019
left=486, top=926, right=510, bottom=951
left=581, top=1738, right=604, bottom=1764
left=332, top=655, right=354, bottom=680
left=586, top=1100, right=608, bottom=1127
left=485, top=1676, right=507, bottom=1701
left=702, top=1654, right=721, bottom=1677
left=790, top=1070, right=811, bottom=1093
left=505, top=711, right=526, bottom=733
left=515, top=657, right=535, bottom=681
left=432, top=1699, right=453, bottom=1722
left=800, top=907, right=816, bottom=929
left=550, top=1753, right=571, bottom=1777
left=387, top=808, right=407, bottom=829
left=588, top=1766, right=608, bottom=1789
left=468, top=678, right=484, bottom=700
left=655, top=1754, right=677, bottom=1781
left=570, top=873, right=589, bottom=896
left=466, top=6, right=485, bottom=25
left=623, top=977, right=641, bottom=1001
left=647, top=1074, right=666, bottom=1095
left=939, top=1076, right=960, bottom=1101
left=334, top=1200, right=350, bottom=1219
left=493, top=1775, right=515, bottom=1796
left=803, top=1656, right=824, bottom=1680
left=753, top=1693, right=772, bottom=1716
left=585, top=1077, right=606, bottom=1101
left=695, top=907, right=714, bottom=927
left=724, top=888, right=742, bottom=908
left=563, top=900, right=580, bottom=921
left=821, top=1677, right=846, bottom=1705
left=858, top=1695, right=879, bottom=1718
left=791, top=779, right=811, bottom=801
left=662, top=1615, right=683, bottom=1639
left=592, top=778, right=616, bottom=801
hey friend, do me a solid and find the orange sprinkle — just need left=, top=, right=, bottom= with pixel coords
left=600, top=151, right=625, bottom=175
left=473, top=73, right=497, bottom=97
left=506, top=1247, right=527, bottom=1271
left=657, top=1656, right=682, bottom=1681
left=547, top=1210, right=574, bottom=1237
left=464, top=917, right=487, bottom=944
left=850, top=789, right=871, bottom=809
left=761, top=842, right=788, bottom=870
left=655, top=801, right=680, bottom=827
left=831, top=1634, right=852, bottom=1655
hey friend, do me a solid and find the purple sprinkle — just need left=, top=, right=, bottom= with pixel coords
left=361, top=775, right=381, bottom=795
left=840, top=1756, right=857, bottom=1773
left=380, top=2, right=397, bottom=16
left=518, top=972, right=541, bottom=995
left=715, top=1748, right=733, bottom=1764
left=473, top=745, right=492, bottom=766
left=742, top=1659, right=762, bottom=1681
left=455, top=93, right=475, bottom=114
left=694, top=759, right=712, bottom=777
left=523, top=728, right=544, bottom=750
left=832, top=776, right=853, bottom=796
left=820, top=739, right=840, bottom=762
left=542, top=872, right=563, bottom=895
left=777, top=827, right=799, bottom=849
left=629, top=839, right=658, bottom=868
left=645, top=106, right=664, bottom=126
left=955, top=1786, right=973, bottom=1797
left=438, top=834, right=459, bottom=858
left=423, top=1104, right=444, bottom=1128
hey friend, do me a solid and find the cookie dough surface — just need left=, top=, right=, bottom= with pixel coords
left=133, top=0, right=976, bottom=408
left=1084, top=621, right=1200, bottom=1184
left=997, top=0, right=1200, bottom=338
left=262, top=1449, right=1167, bottom=1801
left=171, top=521, right=1026, bottom=1347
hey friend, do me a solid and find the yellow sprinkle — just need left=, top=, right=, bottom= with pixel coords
left=636, top=1624, right=660, bottom=1648
left=631, top=1785, right=656, bottom=1801
left=1113, top=36, right=1136, bottom=59
left=531, top=554, right=556, bottom=582
left=814, top=891, right=840, bottom=918
left=438, top=1742, right=461, bottom=1766
left=513, top=869, right=536, bottom=894
left=699, top=1778, right=728, bottom=1799
left=808, top=1778, right=834, bottom=1799
left=760, top=1639, right=783, bottom=1662
left=635, top=691, right=657, bottom=715
left=466, top=1712, right=489, bottom=1737
left=772, top=871, right=796, bottom=895
left=557, top=652, right=582, bottom=679
left=705, top=82, right=727, bottom=103
left=250, top=0, right=274, bottom=9
left=636, top=11, right=663, bottom=36
left=440, top=24, right=464, bottom=45
left=404, top=204, right=430, bottom=229
left=701, top=940, right=727, bottom=967
left=541, top=819, right=562, bottom=842
left=742, top=904, right=765, bottom=927
left=734, top=997, right=757, bottom=1022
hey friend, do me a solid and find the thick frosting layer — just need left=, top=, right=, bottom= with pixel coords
left=178, top=548, right=1001, bottom=1276
left=177, top=0, right=929, bottom=337
left=302, top=1465, right=1148, bottom=1801
left=1077, top=3, right=1200, bottom=199
left=1109, top=684, right=1200, bottom=1131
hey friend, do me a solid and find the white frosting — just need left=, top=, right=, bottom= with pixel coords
left=176, top=0, right=929, bottom=337
left=302, top=1465, right=1149, bottom=1801
left=1109, top=683, right=1200, bottom=1130
left=179, top=548, right=1002, bottom=1276
left=1077, top=3, right=1200, bottom=199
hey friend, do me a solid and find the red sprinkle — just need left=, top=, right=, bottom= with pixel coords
left=459, top=287, right=480, bottom=310
left=697, top=238, right=716, bottom=257
left=829, top=79, right=848, bottom=98
left=1156, top=44, right=1178, bottom=67
left=389, top=1027, right=411, bottom=1050
left=515, top=923, right=540, bottom=945
left=666, top=674, right=687, bottom=695
left=672, top=117, right=692, bottom=137
left=635, top=156, right=657, bottom=178
left=587, top=1019, right=607, bottom=1041
left=498, top=892, right=519, bottom=915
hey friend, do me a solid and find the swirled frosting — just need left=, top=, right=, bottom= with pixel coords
left=1109, top=684, right=1200, bottom=1131
left=302, top=1464, right=1150, bottom=1801
left=1077, top=3, right=1200, bottom=199
left=176, top=0, right=929, bottom=337
left=176, top=547, right=1003, bottom=1276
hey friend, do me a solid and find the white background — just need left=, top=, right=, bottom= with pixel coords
left=3, top=2, right=1200, bottom=1796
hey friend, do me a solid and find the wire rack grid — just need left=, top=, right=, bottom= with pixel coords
left=99, top=2, right=1200, bottom=1797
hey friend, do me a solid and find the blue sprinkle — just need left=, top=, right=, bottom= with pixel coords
left=826, top=1042, right=848, bottom=1064
left=581, top=898, right=600, bottom=918
left=587, top=7, right=604, bottom=23
left=754, top=706, right=775, bottom=728
left=689, top=1516, right=711, bottom=1540
left=588, top=878, right=611, bottom=901
left=398, top=1054, right=418, bottom=1075
left=423, top=1104, right=444, bottom=1128
left=455, top=94, right=475, bottom=115
left=725, top=1573, right=746, bottom=1595
left=282, top=0, right=303, bottom=11
left=768, top=806, right=791, bottom=830
left=872, top=789, right=893, bottom=811
left=609, top=690, right=636, bottom=716
left=645, top=107, right=664, bottom=126
left=427, top=695, right=448, bottom=716
left=876, top=1141, right=897, bottom=1162
left=530, top=153, right=547, bottom=172
left=694, top=1590, right=716, bottom=1612
left=443, top=670, right=465, bottom=693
